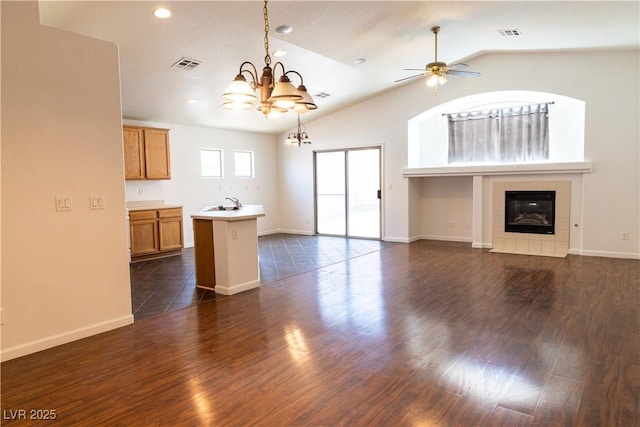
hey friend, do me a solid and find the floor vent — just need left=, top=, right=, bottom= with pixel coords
left=498, top=29, right=522, bottom=36
left=171, top=57, right=202, bottom=70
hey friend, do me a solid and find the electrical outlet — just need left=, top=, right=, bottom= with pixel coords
left=138, top=187, right=144, bottom=196
left=621, top=231, right=629, bottom=240
left=1, top=307, right=5, bottom=325
left=232, top=229, right=239, bottom=240
left=448, top=220, right=455, bottom=228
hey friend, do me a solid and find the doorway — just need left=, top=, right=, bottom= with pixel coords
left=314, top=147, right=382, bottom=239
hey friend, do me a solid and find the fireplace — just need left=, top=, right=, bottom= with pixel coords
left=505, top=190, right=555, bottom=235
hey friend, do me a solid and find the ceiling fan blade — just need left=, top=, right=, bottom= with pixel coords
left=447, top=69, right=480, bottom=77
left=447, top=63, right=469, bottom=69
left=394, top=73, right=426, bottom=83
left=403, top=68, right=427, bottom=71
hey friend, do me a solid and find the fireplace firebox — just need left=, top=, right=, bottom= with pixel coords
left=505, top=191, right=555, bottom=234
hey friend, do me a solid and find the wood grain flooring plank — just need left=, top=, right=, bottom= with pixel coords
left=2, top=240, right=638, bottom=426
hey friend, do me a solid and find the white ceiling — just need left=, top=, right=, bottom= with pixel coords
left=39, top=1, right=639, bottom=134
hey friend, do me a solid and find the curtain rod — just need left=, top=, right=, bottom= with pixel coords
left=442, top=101, right=555, bottom=116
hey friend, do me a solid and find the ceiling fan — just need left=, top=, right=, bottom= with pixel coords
left=396, top=26, right=480, bottom=87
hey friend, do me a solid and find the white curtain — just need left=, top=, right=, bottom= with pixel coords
left=448, top=103, right=549, bottom=164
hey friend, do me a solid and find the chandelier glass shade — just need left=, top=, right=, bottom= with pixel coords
left=221, top=0, right=317, bottom=118
left=285, top=115, right=311, bottom=147
left=426, top=72, right=447, bottom=88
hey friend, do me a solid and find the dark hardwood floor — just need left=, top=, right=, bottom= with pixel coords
left=2, top=240, right=639, bottom=426
left=130, top=234, right=397, bottom=320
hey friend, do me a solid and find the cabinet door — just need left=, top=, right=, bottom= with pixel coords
left=123, top=127, right=145, bottom=180
left=144, top=129, right=171, bottom=179
left=158, top=208, right=183, bottom=251
left=130, top=218, right=159, bottom=255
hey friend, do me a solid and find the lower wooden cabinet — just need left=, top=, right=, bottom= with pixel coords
left=130, top=207, right=183, bottom=262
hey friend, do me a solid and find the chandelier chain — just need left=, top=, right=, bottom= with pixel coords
left=263, top=0, right=271, bottom=65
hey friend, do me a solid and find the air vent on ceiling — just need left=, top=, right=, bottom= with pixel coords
left=171, top=57, right=202, bottom=70
left=498, top=29, right=522, bottom=36
left=314, top=92, right=331, bottom=99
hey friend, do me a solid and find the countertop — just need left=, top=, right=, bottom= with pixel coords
left=191, top=205, right=265, bottom=222
left=126, top=200, right=183, bottom=211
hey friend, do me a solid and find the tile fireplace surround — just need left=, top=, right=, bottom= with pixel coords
left=491, top=180, right=570, bottom=257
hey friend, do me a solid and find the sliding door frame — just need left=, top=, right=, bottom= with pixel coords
left=313, top=145, right=383, bottom=240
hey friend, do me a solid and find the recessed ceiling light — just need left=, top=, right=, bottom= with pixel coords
left=153, top=8, right=172, bottom=19
left=185, top=98, right=199, bottom=104
left=275, top=25, right=293, bottom=35
left=354, top=58, right=367, bottom=65
left=273, top=49, right=287, bottom=57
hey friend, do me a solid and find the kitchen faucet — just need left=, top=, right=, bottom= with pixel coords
left=226, top=197, right=242, bottom=209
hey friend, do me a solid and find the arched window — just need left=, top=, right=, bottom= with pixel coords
left=408, top=91, right=585, bottom=168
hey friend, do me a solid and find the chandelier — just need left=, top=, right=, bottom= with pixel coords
left=221, top=0, right=317, bottom=118
left=284, top=115, right=311, bottom=147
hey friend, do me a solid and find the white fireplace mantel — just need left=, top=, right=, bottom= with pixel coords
left=405, top=161, right=593, bottom=256
left=402, top=161, right=592, bottom=178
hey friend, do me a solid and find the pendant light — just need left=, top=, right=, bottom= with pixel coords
left=284, top=115, right=311, bottom=147
left=221, top=0, right=317, bottom=118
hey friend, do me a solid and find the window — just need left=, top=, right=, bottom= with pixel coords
left=234, top=150, right=254, bottom=177
left=201, top=149, right=223, bottom=177
left=447, top=103, right=550, bottom=164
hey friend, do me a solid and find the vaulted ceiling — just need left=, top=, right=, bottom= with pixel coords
left=40, top=1, right=639, bottom=134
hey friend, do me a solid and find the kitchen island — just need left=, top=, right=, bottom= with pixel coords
left=191, top=205, right=265, bottom=295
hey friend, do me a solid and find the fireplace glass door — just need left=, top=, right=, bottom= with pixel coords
left=505, top=191, right=555, bottom=234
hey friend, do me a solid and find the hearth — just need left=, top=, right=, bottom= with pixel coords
left=505, top=190, right=555, bottom=234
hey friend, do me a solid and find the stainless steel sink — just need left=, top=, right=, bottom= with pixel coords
left=201, top=205, right=239, bottom=212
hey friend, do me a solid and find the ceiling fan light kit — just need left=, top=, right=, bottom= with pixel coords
left=396, top=25, right=480, bottom=91
left=221, top=0, right=317, bottom=119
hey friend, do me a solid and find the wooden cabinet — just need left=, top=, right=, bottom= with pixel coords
left=193, top=219, right=216, bottom=289
left=130, top=207, right=183, bottom=262
left=158, top=208, right=184, bottom=251
left=123, top=125, right=171, bottom=180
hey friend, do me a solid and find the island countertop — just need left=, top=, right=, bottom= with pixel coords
left=191, top=204, right=265, bottom=222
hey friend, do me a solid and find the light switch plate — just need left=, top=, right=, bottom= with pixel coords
left=55, top=196, right=72, bottom=211
left=90, top=195, right=105, bottom=210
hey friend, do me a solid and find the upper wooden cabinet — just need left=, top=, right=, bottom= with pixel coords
left=123, top=125, right=171, bottom=180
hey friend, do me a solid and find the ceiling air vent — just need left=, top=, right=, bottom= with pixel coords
left=498, top=29, right=522, bottom=36
left=314, top=92, right=331, bottom=99
left=171, top=57, right=202, bottom=70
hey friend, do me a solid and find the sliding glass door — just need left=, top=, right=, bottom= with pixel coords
left=314, top=147, right=381, bottom=239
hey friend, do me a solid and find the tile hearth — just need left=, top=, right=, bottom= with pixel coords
left=490, top=180, right=571, bottom=257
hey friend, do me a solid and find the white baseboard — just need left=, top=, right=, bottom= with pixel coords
left=1, top=314, right=134, bottom=362
left=258, top=229, right=313, bottom=236
left=569, top=248, right=640, bottom=260
left=214, top=279, right=261, bottom=295
left=472, top=242, right=492, bottom=249
left=418, top=235, right=473, bottom=243
left=384, top=236, right=412, bottom=243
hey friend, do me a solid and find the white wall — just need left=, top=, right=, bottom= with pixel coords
left=123, top=120, right=280, bottom=246
left=278, top=49, right=639, bottom=258
left=419, top=176, right=473, bottom=242
left=1, top=2, right=133, bottom=361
